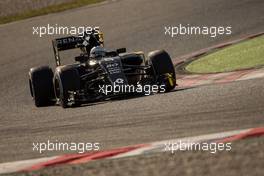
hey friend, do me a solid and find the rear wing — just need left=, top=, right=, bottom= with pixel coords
left=52, top=36, right=84, bottom=66
left=52, top=32, right=104, bottom=66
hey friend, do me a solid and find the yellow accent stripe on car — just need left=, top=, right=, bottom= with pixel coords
left=167, top=73, right=175, bottom=86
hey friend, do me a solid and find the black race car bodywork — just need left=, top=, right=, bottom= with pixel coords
left=29, top=32, right=177, bottom=108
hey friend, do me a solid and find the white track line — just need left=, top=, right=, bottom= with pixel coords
left=237, top=69, right=264, bottom=81
left=112, top=128, right=250, bottom=158
left=0, top=156, right=57, bottom=174
left=0, top=128, right=253, bottom=174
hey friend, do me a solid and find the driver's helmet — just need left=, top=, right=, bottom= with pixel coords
left=90, top=46, right=106, bottom=59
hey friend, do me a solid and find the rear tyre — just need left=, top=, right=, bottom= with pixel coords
left=148, top=50, right=176, bottom=92
left=54, top=66, right=80, bottom=108
left=29, top=66, right=55, bottom=107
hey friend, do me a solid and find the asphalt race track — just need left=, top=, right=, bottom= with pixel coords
left=0, top=0, right=264, bottom=174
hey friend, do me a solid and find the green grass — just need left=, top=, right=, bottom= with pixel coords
left=0, top=0, right=103, bottom=25
left=186, top=35, right=264, bottom=73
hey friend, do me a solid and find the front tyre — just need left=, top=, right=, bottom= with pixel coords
left=29, top=66, right=55, bottom=107
left=148, top=50, right=176, bottom=92
left=54, top=66, right=80, bottom=108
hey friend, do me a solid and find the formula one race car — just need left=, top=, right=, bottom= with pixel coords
left=29, top=31, right=176, bottom=108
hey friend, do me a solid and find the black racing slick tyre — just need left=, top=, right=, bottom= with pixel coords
left=29, top=66, right=55, bottom=107
left=148, top=50, right=176, bottom=92
left=54, top=66, right=80, bottom=108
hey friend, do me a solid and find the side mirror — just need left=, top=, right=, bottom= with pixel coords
left=116, top=48, right=126, bottom=54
